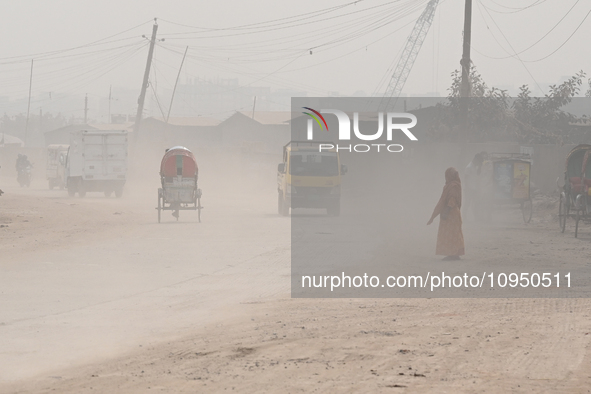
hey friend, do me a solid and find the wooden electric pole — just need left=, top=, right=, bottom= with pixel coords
left=459, top=0, right=472, bottom=142
left=166, top=46, right=188, bottom=124
left=460, top=0, right=472, bottom=99
left=24, top=59, right=33, bottom=147
left=134, top=18, right=159, bottom=139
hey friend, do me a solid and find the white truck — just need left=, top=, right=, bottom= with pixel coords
left=66, top=130, right=128, bottom=198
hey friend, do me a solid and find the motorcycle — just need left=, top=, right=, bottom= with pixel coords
left=17, top=165, right=32, bottom=187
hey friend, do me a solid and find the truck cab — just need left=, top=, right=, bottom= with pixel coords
left=277, top=141, right=347, bottom=216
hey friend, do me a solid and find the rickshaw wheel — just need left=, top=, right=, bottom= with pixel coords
left=157, top=189, right=162, bottom=223
left=575, top=194, right=588, bottom=238
left=521, top=199, right=532, bottom=224
left=559, top=193, right=568, bottom=233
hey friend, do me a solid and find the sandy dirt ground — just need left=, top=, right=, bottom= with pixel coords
left=1, top=172, right=591, bottom=393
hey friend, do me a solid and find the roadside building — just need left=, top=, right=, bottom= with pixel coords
left=135, top=116, right=221, bottom=148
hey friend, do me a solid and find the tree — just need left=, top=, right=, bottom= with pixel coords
left=431, top=65, right=587, bottom=144
left=432, top=65, right=510, bottom=142
left=512, top=71, right=585, bottom=143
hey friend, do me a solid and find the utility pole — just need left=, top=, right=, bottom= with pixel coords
left=84, top=94, right=88, bottom=124
left=24, top=59, right=33, bottom=147
left=134, top=18, right=158, bottom=139
left=459, top=0, right=472, bottom=142
left=251, top=96, right=257, bottom=119
left=166, top=46, right=188, bottom=123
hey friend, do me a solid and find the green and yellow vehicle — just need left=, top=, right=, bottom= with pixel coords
left=277, top=141, right=347, bottom=216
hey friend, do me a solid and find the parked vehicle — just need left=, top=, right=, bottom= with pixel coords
left=277, top=141, right=347, bottom=216
left=559, top=144, right=591, bottom=237
left=46, top=144, right=69, bottom=189
left=65, top=130, right=127, bottom=198
left=485, top=153, right=533, bottom=223
left=157, top=146, right=202, bottom=222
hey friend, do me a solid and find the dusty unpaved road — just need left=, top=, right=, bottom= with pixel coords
left=1, top=175, right=591, bottom=393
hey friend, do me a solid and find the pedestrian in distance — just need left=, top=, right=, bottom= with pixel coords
left=427, top=167, right=465, bottom=260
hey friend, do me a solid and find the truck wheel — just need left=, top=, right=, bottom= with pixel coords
left=277, top=193, right=283, bottom=215
left=115, top=188, right=123, bottom=198
left=68, top=187, right=76, bottom=197
left=78, top=190, right=86, bottom=198
left=104, top=190, right=113, bottom=198
left=279, top=193, right=290, bottom=216
left=327, top=201, right=341, bottom=216
left=49, top=179, right=55, bottom=190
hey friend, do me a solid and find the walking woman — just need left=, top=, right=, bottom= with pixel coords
left=427, top=167, right=465, bottom=260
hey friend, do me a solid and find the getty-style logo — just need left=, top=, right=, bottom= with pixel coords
left=302, top=107, right=417, bottom=153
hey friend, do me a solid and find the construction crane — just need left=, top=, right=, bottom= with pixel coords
left=380, top=0, right=439, bottom=111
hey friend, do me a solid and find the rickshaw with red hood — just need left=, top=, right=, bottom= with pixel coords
left=559, top=144, right=591, bottom=237
left=157, top=146, right=202, bottom=223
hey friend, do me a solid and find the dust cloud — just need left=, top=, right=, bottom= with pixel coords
left=1, top=120, right=591, bottom=392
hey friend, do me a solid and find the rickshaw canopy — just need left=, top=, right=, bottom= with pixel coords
left=565, top=144, right=591, bottom=180
left=160, top=146, right=198, bottom=177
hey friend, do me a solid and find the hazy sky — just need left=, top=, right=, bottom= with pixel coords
left=2, top=0, right=590, bottom=116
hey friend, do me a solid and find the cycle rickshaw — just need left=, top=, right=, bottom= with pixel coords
left=486, top=153, right=533, bottom=223
left=157, top=146, right=202, bottom=223
left=559, top=144, right=591, bottom=237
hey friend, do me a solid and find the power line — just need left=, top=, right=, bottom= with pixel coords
left=1, top=42, right=149, bottom=113
left=159, top=1, right=420, bottom=40
left=475, top=1, right=545, bottom=93
left=157, top=0, right=424, bottom=65
left=155, top=0, right=424, bottom=79
left=0, top=19, right=153, bottom=63
left=0, top=42, right=147, bottom=98
left=522, top=6, right=591, bottom=62
left=485, top=0, right=549, bottom=14
left=157, top=2, right=414, bottom=61
left=159, top=1, right=364, bottom=32
left=475, top=0, right=580, bottom=60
